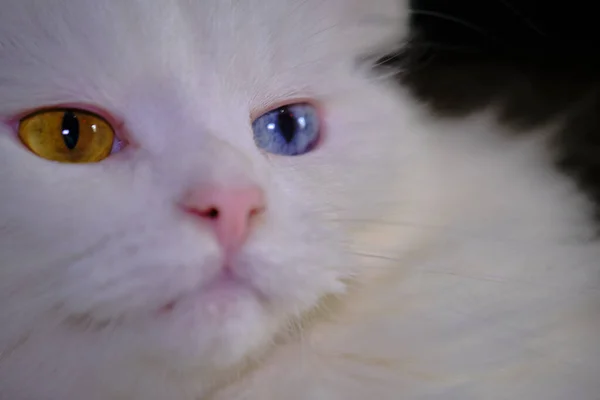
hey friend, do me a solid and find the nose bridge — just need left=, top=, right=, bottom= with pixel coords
left=171, top=130, right=267, bottom=254
left=149, top=126, right=263, bottom=198
left=199, top=136, right=260, bottom=186
left=123, top=79, right=266, bottom=202
left=123, top=77, right=256, bottom=175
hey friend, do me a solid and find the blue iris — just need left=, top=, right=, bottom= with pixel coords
left=252, top=103, right=320, bottom=156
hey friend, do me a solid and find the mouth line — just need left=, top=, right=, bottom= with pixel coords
left=156, top=267, right=261, bottom=315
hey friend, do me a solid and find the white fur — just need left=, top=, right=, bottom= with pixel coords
left=0, top=1, right=598, bottom=399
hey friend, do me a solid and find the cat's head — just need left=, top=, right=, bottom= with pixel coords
left=0, top=0, right=428, bottom=395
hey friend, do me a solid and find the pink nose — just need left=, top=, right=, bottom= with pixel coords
left=182, top=185, right=266, bottom=252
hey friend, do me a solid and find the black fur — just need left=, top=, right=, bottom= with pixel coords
left=378, top=2, right=600, bottom=219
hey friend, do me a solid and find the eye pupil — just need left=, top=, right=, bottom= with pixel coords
left=61, top=111, right=80, bottom=150
left=277, top=108, right=298, bottom=143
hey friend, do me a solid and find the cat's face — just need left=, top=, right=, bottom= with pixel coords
left=0, top=0, right=423, bottom=394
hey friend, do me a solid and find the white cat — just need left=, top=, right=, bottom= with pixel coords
left=0, top=1, right=599, bottom=399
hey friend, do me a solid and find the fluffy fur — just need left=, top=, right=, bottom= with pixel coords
left=0, top=1, right=599, bottom=399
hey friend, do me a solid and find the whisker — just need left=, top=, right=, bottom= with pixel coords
left=49, top=233, right=114, bottom=271
left=357, top=14, right=407, bottom=28
left=328, top=218, right=448, bottom=231
left=403, top=41, right=492, bottom=53
left=0, top=333, right=30, bottom=363
left=284, top=0, right=311, bottom=19
left=348, top=251, right=403, bottom=263
left=409, top=9, right=503, bottom=46
left=495, top=0, right=546, bottom=37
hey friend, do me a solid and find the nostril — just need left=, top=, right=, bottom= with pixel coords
left=249, top=206, right=265, bottom=218
left=199, top=207, right=220, bottom=219
left=183, top=205, right=220, bottom=220
left=181, top=186, right=266, bottom=225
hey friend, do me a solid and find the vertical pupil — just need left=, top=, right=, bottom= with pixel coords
left=277, top=108, right=298, bottom=143
left=61, top=111, right=79, bottom=150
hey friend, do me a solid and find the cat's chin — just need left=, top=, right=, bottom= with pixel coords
left=128, top=271, right=277, bottom=370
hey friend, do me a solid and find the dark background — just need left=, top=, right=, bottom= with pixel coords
left=410, top=0, right=599, bottom=60
left=395, top=1, right=600, bottom=121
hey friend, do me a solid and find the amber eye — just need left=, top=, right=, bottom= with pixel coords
left=18, top=109, right=117, bottom=163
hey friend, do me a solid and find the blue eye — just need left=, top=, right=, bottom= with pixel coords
left=252, top=103, right=320, bottom=156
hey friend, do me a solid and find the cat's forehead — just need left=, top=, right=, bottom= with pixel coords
left=0, top=0, right=405, bottom=114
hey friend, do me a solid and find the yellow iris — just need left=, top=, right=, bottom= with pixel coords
left=18, top=109, right=116, bottom=163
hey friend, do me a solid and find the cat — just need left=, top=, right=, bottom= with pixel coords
left=0, top=0, right=599, bottom=399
